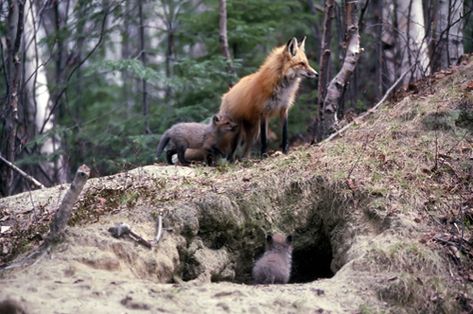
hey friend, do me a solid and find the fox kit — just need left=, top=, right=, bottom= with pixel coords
left=252, top=233, right=293, bottom=284
left=219, top=37, right=318, bottom=158
left=156, top=114, right=239, bottom=166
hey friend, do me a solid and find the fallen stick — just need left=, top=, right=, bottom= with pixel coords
left=108, top=223, right=152, bottom=249
left=155, top=215, right=163, bottom=243
left=0, top=153, right=45, bottom=189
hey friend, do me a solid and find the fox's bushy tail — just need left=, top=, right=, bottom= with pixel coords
left=156, top=132, right=170, bottom=158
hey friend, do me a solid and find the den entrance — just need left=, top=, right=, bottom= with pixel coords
left=290, top=227, right=334, bottom=283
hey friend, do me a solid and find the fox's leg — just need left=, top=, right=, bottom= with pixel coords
left=166, top=149, right=176, bottom=164
left=241, top=123, right=256, bottom=158
left=260, top=117, right=268, bottom=157
left=205, top=149, right=217, bottom=166
left=227, top=129, right=242, bottom=162
left=280, top=111, right=289, bottom=154
left=176, top=146, right=190, bottom=166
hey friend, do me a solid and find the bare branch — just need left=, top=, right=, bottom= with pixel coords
left=0, top=153, right=45, bottom=189
left=319, top=64, right=413, bottom=145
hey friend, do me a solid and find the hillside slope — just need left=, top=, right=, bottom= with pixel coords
left=1, top=59, right=472, bottom=313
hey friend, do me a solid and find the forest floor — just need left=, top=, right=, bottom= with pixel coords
left=1, top=58, right=473, bottom=313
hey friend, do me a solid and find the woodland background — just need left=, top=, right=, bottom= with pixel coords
left=0, top=0, right=472, bottom=196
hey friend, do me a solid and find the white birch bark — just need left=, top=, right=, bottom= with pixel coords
left=322, top=0, right=361, bottom=134
left=396, top=0, right=430, bottom=86
left=436, top=0, right=464, bottom=68
left=24, top=0, right=67, bottom=183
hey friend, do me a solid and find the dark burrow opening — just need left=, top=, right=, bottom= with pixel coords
left=290, top=229, right=334, bottom=283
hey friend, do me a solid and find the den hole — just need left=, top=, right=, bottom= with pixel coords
left=290, top=230, right=335, bottom=283
left=245, top=225, right=336, bottom=284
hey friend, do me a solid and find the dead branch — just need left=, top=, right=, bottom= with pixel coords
left=0, top=153, right=45, bottom=189
left=48, top=164, right=90, bottom=241
left=319, top=64, right=413, bottom=145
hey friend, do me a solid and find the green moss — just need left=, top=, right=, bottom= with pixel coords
left=358, top=304, right=379, bottom=314
left=422, top=110, right=459, bottom=132
left=455, top=98, right=473, bottom=132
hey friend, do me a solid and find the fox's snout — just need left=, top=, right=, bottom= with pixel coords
left=303, top=68, right=319, bottom=79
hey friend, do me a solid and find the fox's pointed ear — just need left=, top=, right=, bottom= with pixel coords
left=286, top=37, right=298, bottom=57
left=298, top=36, right=306, bottom=51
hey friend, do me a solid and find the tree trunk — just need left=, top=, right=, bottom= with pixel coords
left=321, top=0, right=361, bottom=136
left=37, top=0, right=69, bottom=184
left=2, top=0, right=25, bottom=196
left=382, top=0, right=399, bottom=88
left=435, top=0, right=464, bottom=70
left=138, top=0, right=150, bottom=134
left=396, top=0, right=430, bottom=86
left=122, top=0, right=133, bottom=115
left=218, top=0, right=234, bottom=78
left=311, top=0, right=334, bottom=142
left=374, top=0, right=384, bottom=98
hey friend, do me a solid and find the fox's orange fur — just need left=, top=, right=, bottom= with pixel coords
left=219, top=37, right=318, bottom=158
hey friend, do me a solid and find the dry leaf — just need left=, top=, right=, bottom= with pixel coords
left=0, top=226, right=11, bottom=234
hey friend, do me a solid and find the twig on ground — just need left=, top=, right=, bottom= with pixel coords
left=108, top=223, right=152, bottom=249
left=0, top=153, right=45, bottom=189
left=155, top=215, right=163, bottom=243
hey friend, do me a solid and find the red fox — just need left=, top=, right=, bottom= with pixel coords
left=252, top=233, right=293, bottom=284
left=156, top=114, right=239, bottom=166
left=219, top=37, right=318, bottom=158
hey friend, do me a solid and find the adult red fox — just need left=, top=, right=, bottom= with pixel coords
left=219, top=37, right=318, bottom=158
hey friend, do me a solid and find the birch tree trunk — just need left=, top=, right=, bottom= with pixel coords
left=24, top=0, right=67, bottom=186
left=435, top=0, right=464, bottom=70
left=321, top=0, right=360, bottom=136
left=396, top=0, right=430, bottom=86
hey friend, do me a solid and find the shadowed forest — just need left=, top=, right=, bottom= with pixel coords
left=0, top=0, right=472, bottom=196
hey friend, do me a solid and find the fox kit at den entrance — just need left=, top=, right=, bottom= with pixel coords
left=219, top=37, right=318, bottom=159
left=252, top=233, right=293, bottom=284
